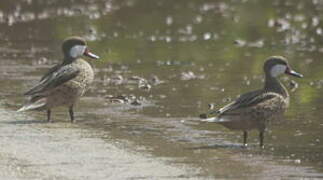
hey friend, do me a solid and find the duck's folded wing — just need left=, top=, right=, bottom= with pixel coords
left=24, top=66, right=80, bottom=96
left=218, top=90, right=277, bottom=115
left=201, top=90, right=261, bottom=117
left=39, top=64, right=61, bottom=81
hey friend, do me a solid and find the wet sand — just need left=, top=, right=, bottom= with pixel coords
left=1, top=0, right=323, bottom=178
left=0, top=107, right=201, bottom=180
left=0, top=101, right=320, bottom=179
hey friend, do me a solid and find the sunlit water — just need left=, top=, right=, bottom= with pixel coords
left=0, top=0, right=323, bottom=178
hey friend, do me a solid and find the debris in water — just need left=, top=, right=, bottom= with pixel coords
left=129, top=75, right=146, bottom=82
left=208, top=103, right=215, bottom=110
left=248, top=39, right=264, bottom=48
left=180, top=71, right=205, bottom=81
left=289, top=80, right=299, bottom=92
left=159, top=94, right=167, bottom=99
left=105, top=94, right=145, bottom=106
left=111, top=75, right=124, bottom=85
left=138, top=81, right=152, bottom=91
left=234, top=39, right=246, bottom=47
left=294, top=159, right=301, bottom=164
left=149, top=75, right=163, bottom=85
left=271, top=18, right=291, bottom=32
left=222, top=97, right=231, bottom=102
left=131, top=99, right=142, bottom=106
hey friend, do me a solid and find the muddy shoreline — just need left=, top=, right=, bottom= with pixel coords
left=0, top=104, right=202, bottom=180
left=0, top=97, right=319, bottom=179
left=1, top=0, right=323, bottom=179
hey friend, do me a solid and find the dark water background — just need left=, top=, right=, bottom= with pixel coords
left=0, top=0, right=323, bottom=178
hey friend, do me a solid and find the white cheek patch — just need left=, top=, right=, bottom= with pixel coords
left=70, top=45, right=86, bottom=58
left=270, top=64, right=287, bottom=77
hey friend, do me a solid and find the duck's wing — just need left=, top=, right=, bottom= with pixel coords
left=24, top=64, right=80, bottom=96
left=39, top=64, right=62, bottom=81
left=217, top=90, right=262, bottom=114
left=218, top=90, right=278, bottom=115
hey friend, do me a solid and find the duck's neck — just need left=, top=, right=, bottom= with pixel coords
left=264, top=74, right=289, bottom=97
left=63, top=56, right=75, bottom=65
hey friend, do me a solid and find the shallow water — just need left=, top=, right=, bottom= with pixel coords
left=0, top=0, right=323, bottom=178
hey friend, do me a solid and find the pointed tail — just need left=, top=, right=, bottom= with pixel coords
left=200, top=116, right=219, bottom=122
left=17, top=97, right=47, bottom=112
left=199, top=110, right=225, bottom=123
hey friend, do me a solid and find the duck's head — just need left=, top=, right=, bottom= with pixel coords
left=264, top=56, right=303, bottom=78
left=62, top=36, right=99, bottom=60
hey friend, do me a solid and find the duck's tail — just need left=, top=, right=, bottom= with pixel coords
left=17, top=97, right=47, bottom=112
left=199, top=110, right=227, bottom=123
left=199, top=110, right=218, bottom=120
left=200, top=116, right=219, bottom=122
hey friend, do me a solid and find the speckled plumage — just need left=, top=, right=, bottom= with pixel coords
left=18, top=37, right=99, bottom=122
left=37, top=59, right=94, bottom=109
left=200, top=56, right=303, bottom=147
left=218, top=91, right=288, bottom=131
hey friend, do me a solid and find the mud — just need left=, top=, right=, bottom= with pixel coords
left=0, top=0, right=323, bottom=179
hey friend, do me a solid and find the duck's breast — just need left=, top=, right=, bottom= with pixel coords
left=73, top=59, right=95, bottom=87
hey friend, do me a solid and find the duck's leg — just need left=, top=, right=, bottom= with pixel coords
left=259, top=130, right=265, bottom=148
left=243, top=131, right=248, bottom=147
left=47, top=109, right=51, bottom=122
left=69, top=105, right=74, bottom=123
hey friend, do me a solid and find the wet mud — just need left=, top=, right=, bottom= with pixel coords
left=0, top=0, right=323, bottom=179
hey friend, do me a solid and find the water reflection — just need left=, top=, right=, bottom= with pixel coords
left=0, top=0, right=323, bottom=178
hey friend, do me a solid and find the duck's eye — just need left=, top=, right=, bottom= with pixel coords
left=270, top=64, right=287, bottom=77
left=70, top=45, right=86, bottom=58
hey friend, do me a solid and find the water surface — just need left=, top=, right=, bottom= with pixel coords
left=0, top=0, right=323, bottom=179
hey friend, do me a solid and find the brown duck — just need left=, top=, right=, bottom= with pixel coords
left=200, top=56, right=303, bottom=148
left=18, top=37, right=99, bottom=122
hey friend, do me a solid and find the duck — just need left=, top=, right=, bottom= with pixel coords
left=18, top=36, right=99, bottom=123
left=200, top=56, right=303, bottom=148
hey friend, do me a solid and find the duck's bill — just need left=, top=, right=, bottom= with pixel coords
left=84, top=49, right=100, bottom=59
left=285, top=69, right=303, bottom=78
